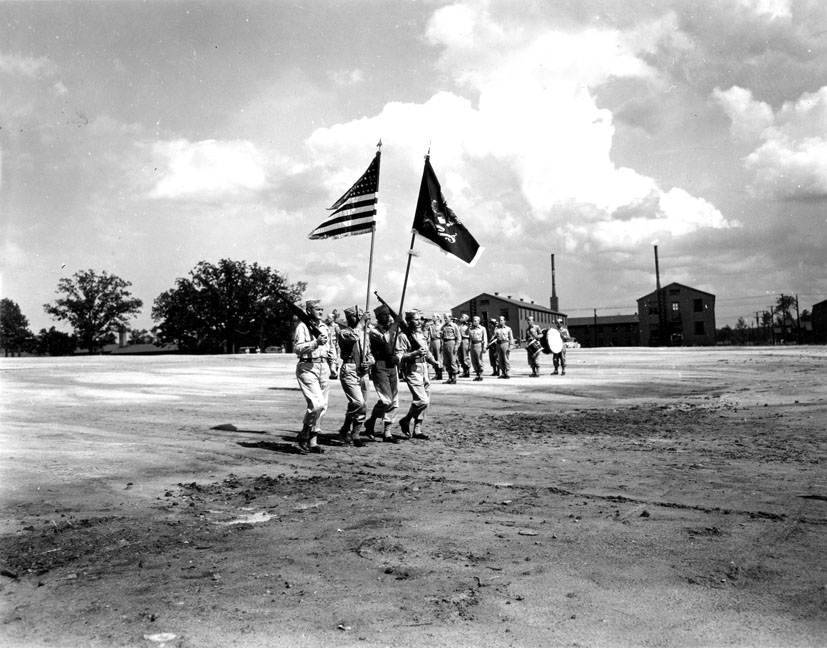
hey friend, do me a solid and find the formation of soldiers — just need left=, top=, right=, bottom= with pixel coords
left=291, top=298, right=570, bottom=455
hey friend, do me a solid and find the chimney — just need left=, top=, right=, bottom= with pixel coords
left=549, top=253, right=559, bottom=312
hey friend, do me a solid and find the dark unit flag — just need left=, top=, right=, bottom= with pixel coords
left=308, top=152, right=380, bottom=240
left=411, top=156, right=482, bottom=266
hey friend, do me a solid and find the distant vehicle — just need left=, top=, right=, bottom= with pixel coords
left=565, top=339, right=580, bottom=349
left=264, top=345, right=285, bottom=353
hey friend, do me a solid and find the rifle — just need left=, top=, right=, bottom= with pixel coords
left=273, top=291, right=324, bottom=338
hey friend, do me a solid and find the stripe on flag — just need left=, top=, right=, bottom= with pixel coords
left=308, top=153, right=380, bottom=240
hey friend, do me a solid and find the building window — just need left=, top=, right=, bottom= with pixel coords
left=694, top=321, right=705, bottom=335
left=669, top=288, right=680, bottom=295
left=693, top=299, right=703, bottom=313
left=671, top=302, right=679, bottom=312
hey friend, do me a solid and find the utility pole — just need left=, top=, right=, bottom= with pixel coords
left=770, top=305, right=776, bottom=345
left=795, top=294, right=801, bottom=344
left=754, top=311, right=761, bottom=345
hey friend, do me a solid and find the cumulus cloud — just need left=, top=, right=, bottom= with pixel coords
left=716, top=85, right=827, bottom=199
left=148, top=139, right=270, bottom=200
left=305, top=1, right=736, bottom=254
left=711, top=86, right=774, bottom=141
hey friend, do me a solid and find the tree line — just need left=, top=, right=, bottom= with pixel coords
left=716, top=294, right=811, bottom=345
left=1, top=259, right=306, bottom=356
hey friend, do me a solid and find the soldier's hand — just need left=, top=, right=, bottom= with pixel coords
left=316, top=333, right=328, bottom=345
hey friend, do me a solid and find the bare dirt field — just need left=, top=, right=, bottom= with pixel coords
left=1, top=347, right=826, bottom=648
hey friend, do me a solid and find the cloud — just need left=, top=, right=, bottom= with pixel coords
left=304, top=2, right=736, bottom=257
left=147, top=139, right=270, bottom=200
left=0, top=51, right=55, bottom=77
left=329, top=68, right=364, bottom=86
left=736, top=0, right=792, bottom=20
left=711, top=86, right=774, bottom=140
left=715, top=85, right=827, bottom=199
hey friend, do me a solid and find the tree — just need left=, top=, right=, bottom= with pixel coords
left=152, top=259, right=305, bottom=354
left=774, top=294, right=798, bottom=341
left=717, top=324, right=734, bottom=344
left=43, top=269, right=144, bottom=353
left=734, top=316, right=750, bottom=345
left=128, top=328, right=154, bottom=345
left=1, top=298, right=33, bottom=357
left=35, top=327, right=77, bottom=356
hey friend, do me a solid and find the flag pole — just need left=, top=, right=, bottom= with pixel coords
left=391, top=145, right=429, bottom=349
left=391, top=230, right=418, bottom=351
left=362, top=140, right=382, bottom=356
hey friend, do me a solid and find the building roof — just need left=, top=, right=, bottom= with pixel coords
left=636, top=282, right=715, bottom=302
left=462, top=292, right=566, bottom=317
left=567, top=314, right=639, bottom=326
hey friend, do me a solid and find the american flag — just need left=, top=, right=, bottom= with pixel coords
left=308, top=152, right=380, bottom=240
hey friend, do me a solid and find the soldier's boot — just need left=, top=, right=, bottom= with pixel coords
left=381, top=422, right=398, bottom=444
left=351, top=423, right=365, bottom=447
left=362, top=416, right=376, bottom=440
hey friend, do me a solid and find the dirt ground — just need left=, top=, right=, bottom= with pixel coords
left=1, top=347, right=826, bottom=648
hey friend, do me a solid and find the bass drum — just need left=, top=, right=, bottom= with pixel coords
left=540, top=328, right=564, bottom=354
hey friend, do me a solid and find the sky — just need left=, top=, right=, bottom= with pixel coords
left=2, top=0, right=826, bottom=336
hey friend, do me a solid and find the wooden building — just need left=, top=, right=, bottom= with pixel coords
left=567, top=314, right=639, bottom=348
left=637, top=282, right=716, bottom=346
left=450, top=292, right=566, bottom=342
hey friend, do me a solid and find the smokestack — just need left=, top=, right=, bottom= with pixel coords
left=654, top=245, right=661, bottom=292
left=549, top=253, right=559, bottom=312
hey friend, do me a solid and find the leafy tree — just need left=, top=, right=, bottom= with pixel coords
left=774, top=294, right=798, bottom=340
left=716, top=324, right=733, bottom=344
left=43, top=269, right=143, bottom=353
left=734, top=316, right=750, bottom=345
left=128, top=328, right=154, bottom=345
left=152, top=259, right=305, bottom=353
left=35, top=327, right=77, bottom=356
left=1, top=298, right=33, bottom=357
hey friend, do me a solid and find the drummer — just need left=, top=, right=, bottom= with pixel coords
left=525, top=315, right=543, bottom=377
left=552, top=317, right=571, bottom=375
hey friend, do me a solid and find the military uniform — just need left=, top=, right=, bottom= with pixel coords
left=487, top=321, right=499, bottom=375
left=294, top=299, right=336, bottom=453
left=493, top=319, right=514, bottom=379
left=440, top=315, right=461, bottom=384
left=364, top=304, right=399, bottom=442
left=427, top=315, right=443, bottom=380
left=336, top=306, right=373, bottom=445
left=468, top=317, right=488, bottom=380
left=525, top=320, right=543, bottom=377
left=458, top=315, right=471, bottom=378
left=552, top=319, right=571, bottom=375
left=396, top=310, right=438, bottom=440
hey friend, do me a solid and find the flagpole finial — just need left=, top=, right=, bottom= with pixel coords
left=377, top=139, right=382, bottom=151
left=426, top=141, right=431, bottom=159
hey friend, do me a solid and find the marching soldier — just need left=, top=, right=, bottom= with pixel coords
left=525, top=315, right=543, bottom=377
left=487, top=319, right=499, bottom=376
left=552, top=317, right=571, bottom=375
left=440, top=312, right=461, bottom=384
left=468, top=315, right=488, bottom=381
left=364, top=304, right=400, bottom=443
left=396, top=309, right=439, bottom=440
left=336, top=306, right=373, bottom=446
left=293, top=299, right=336, bottom=454
left=427, top=313, right=443, bottom=380
left=458, top=314, right=471, bottom=378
